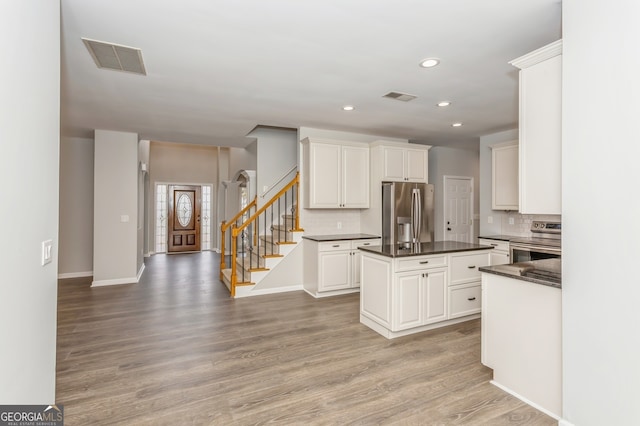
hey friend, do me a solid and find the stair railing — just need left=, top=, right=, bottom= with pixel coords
left=220, top=196, right=257, bottom=277
left=222, top=172, right=302, bottom=297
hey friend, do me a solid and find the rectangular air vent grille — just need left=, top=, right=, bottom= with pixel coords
left=82, top=38, right=147, bottom=75
left=383, top=91, right=417, bottom=102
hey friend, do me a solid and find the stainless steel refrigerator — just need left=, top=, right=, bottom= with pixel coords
left=381, top=181, right=434, bottom=246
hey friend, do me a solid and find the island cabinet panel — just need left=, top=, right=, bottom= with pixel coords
left=359, top=246, right=491, bottom=339
left=449, top=283, right=482, bottom=319
left=361, top=254, right=392, bottom=327
left=449, top=251, right=488, bottom=286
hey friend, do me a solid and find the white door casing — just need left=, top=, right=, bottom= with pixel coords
left=443, top=176, right=473, bottom=243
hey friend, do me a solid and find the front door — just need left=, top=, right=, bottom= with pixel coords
left=443, top=176, right=473, bottom=243
left=168, top=185, right=201, bottom=253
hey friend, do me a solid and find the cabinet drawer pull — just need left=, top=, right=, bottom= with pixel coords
left=363, top=243, right=370, bottom=245
left=332, top=244, right=340, bottom=248
left=422, top=273, right=429, bottom=277
left=419, top=260, right=429, bottom=264
left=467, top=297, right=476, bottom=301
left=467, top=265, right=476, bottom=269
left=490, top=243, right=498, bottom=246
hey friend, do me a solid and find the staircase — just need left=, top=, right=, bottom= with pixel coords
left=220, top=173, right=303, bottom=297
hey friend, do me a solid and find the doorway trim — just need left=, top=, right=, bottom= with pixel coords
left=154, top=181, right=213, bottom=254
left=442, top=175, right=474, bottom=242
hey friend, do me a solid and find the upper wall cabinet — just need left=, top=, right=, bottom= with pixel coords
left=360, top=141, right=431, bottom=236
left=510, top=40, right=562, bottom=215
left=302, top=138, right=369, bottom=209
left=490, top=140, right=519, bottom=210
left=379, top=144, right=429, bottom=182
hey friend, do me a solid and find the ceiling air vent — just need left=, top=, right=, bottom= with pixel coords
left=82, top=38, right=147, bottom=75
left=383, top=91, right=417, bottom=102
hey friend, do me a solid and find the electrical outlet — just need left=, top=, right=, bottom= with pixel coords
left=337, top=222, right=342, bottom=229
left=487, top=216, right=493, bottom=224
left=509, top=217, right=515, bottom=225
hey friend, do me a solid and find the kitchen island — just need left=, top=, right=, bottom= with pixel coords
left=480, top=259, right=562, bottom=420
left=359, top=241, right=493, bottom=338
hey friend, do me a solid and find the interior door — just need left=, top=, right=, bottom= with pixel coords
left=168, top=185, right=201, bottom=253
left=443, top=176, right=473, bottom=243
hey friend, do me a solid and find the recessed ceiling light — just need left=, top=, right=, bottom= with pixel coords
left=437, top=101, right=451, bottom=107
left=342, top=105, right=355, bottom=111
left=452, top=122, right=463, bottom=127
left=419, top=58, right=440, bottom=68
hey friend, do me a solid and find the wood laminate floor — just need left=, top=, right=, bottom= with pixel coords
left=56, top=252, right=555, bottom=425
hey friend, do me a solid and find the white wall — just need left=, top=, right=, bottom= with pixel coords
left=0, top=0, right=59, bottom=404
left=59, top=137, right=94, bottom=277
left=149, top=141, right=219, bottom=251
left=93, top=130, right=140, bottom=285
left=248, top=126, right=298, bottom=206
left=298, top=127, right=408, bottom=235
left=562, top=1, right=640, bottom=424
left=228, top=146, right=257, bottom=177
left=428, top=145, right=480, bottom=241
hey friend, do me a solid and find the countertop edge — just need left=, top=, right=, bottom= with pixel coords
left=480, top=266, right=561, bottom=289
left=302, top=233, right=380, bottom=242
left=359, top=244, right=494, bottom=258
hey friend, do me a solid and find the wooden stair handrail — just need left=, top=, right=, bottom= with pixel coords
left=231, top=173, right=300, bottom=238
left=223, top=172, right=302, bottom=297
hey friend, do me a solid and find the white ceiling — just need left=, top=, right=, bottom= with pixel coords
left=60, top=0, right=562, bottom=149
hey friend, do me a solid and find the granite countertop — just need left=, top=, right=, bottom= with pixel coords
left=478, top=235, right=517, bottom=242
left=302, top=233, right=380, bottom=242
left=358, top=241, right=494, bottom=258
left=480, top=258, right=561, bottom=288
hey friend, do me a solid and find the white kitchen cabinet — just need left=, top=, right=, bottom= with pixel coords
left=381, top=145, right=428, bottom=182
left=490, top=141, right=519, bottom=210
left=394, top=267, right=447, bottom=330
left=304, top=237, right=380, bottom=297
left=360, top=247, right=491, bottom=338
left=302, top=138, right=369, bottom=209
left=447, top=251, right=490, bottom=319
left=510, top=40, right=562, bottom=215
left=478, top=238, right=510, bottom=265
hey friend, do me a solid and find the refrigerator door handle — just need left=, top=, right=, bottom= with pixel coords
left=412, top=188, right=422, bottom=243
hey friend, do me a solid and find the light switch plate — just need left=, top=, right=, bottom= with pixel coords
left=42, top=239, right=53, bottom=266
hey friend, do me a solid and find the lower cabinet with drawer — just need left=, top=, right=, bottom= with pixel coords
left=478, top=238, right=510, bottom=265
left=304, top=238, right=380, bottom=297
left=360, top=248, right=491, bottom=339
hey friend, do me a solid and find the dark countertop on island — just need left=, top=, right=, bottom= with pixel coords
left=478, top=235, right=516, bottom=242
left=303, top=233, right=380, bottom=242
left=358, top=241, right=494, bottom=258
left=480, top=258, right=561, bottom=289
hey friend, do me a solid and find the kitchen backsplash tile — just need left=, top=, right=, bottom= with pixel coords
left=498, top=213, right=561, bottom=237
left=301, top=209, right=362, bottom=235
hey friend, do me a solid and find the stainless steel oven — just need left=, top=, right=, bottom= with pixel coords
left=509, top=221, right=561, bottom=264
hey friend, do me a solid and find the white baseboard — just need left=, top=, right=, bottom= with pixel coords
left=558, top=420, right=574, bottom=426
left=490, top=380, right=562, bottom=422
left=58, top=271, right=93, bottom=279
left=91, top=277, right=137, bottom=287
left=234, top=284, right=304, bottom=298
left=137, top=263, right=145, bottom=281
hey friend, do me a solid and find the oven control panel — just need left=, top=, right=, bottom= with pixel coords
left=532, top=221, right=561, bottom=233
